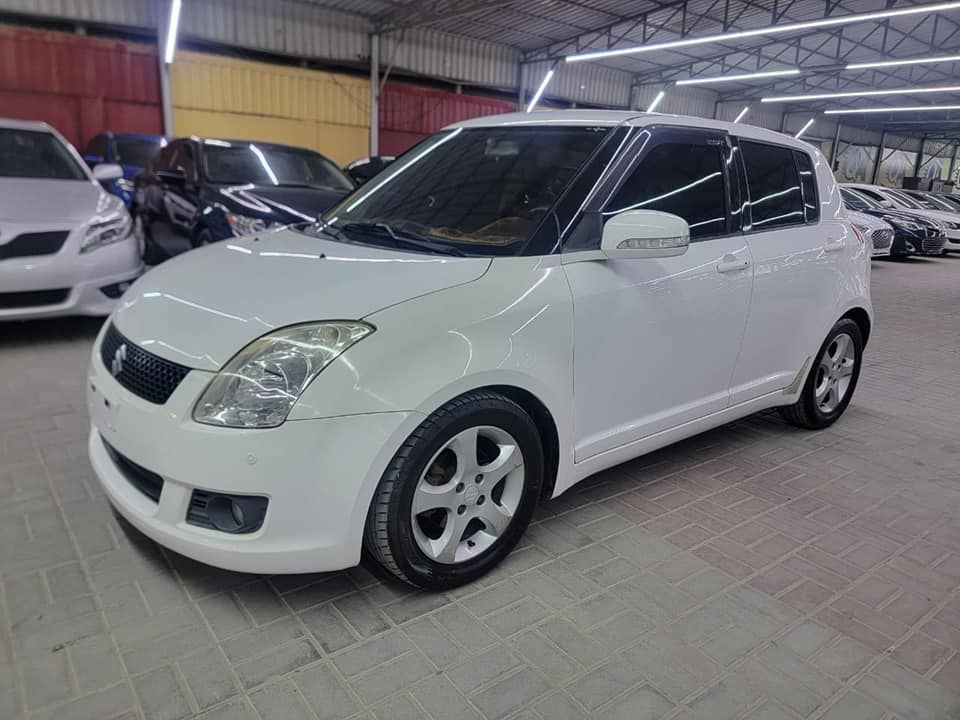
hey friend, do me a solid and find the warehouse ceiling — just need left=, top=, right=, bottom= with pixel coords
left=311, top=0, right=960, bottom=136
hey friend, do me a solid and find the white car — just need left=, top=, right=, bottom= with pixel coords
left=847, top=209, right=893, bottom=257
left=0, top=119, right=142, bottom=320
left=845, top=183, right=959, bottom=251
left=86, top=111, right=871, bottom=589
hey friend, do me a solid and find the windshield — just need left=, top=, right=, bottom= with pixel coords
left=203, top=143, right=354, bottom=190
left=841, top=188, right=876, bottom=211
left=317, top=126, right=611, bottom=256
left=884, top=189, right=923, bottom=210
left=116, top=137, right=164, bottom=168
left=0, top=128, right=87, bottom=180
left=917, top=193, right=959, bottom=213
left=935, top=194, right=960, bottom=211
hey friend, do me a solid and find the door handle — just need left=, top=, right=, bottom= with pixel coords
left=716, top=257, right=751, bottom=273
left=823, top=238, right=844, bottom=252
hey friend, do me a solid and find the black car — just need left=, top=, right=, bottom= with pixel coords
left=840, top=187, right=947, bottom=257
left=133, top=137, right=355, bottom=263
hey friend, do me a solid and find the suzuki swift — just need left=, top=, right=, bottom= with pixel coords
left=87, top=111, right=872, bottom=589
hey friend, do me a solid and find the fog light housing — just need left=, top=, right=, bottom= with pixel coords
left=99, top=280, right=133, bottom=299
left=187, top=491, right=268, bottom=534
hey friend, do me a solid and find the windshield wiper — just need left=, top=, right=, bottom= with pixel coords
left=339, top=222, right=466, bottom=257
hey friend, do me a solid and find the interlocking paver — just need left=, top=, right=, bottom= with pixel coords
left=4, top=256, right=960, bottom=720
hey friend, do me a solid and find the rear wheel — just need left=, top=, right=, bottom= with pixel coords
left=364, top=390, right=543, bottom=590
left=780, top=318, right=863, bottom=430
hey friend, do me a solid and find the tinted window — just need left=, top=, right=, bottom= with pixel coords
left=151, top=144, right=177, bottom=173
left=854, top=187, right=888, bottom=204
left=204, top=143, right=353, bottom=191
left=741, top=141, right=804, bottom=230
left=0, top=129, right=87, bottom=180
left=604, top=142, right=727, bottom=239
left=115, top=137, right=164, bottom=168
left=794, top=151, right=819, bottom=223
left=173, top=143, right=197, bottom=181
left=317, top=126, right=610, bottom=256
left=886, top=189, right=924, bottom=210
left=85, top=134, right=108, bottom=159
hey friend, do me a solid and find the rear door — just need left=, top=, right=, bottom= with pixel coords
left=728, top=141, right=842, bottom=404
left=565, top=127, right=754, bottom=460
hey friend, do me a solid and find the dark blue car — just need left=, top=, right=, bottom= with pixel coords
left=84, top=132, right=166, bottom=207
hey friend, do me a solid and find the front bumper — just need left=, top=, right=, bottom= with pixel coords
left=0, top=237, right=142, bottom=320
left=87, top=346, right=414, bottom=573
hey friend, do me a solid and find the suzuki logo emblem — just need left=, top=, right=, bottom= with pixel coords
left=111, top=344, right=127, bottom=377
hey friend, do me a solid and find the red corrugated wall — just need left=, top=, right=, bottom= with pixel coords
left=0, top=26, right=162, bottom=149
left=379, top=83, right=515, bottom=156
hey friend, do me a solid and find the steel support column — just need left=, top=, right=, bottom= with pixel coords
left=830, top=121, right=842, bottom=170
left=871, top=130, right=887, bottom=185
left=517, top=63, right=526, bottom=111
left=949, top=143, right=960, bottom=183
left=914, top=135, right=927, bottom=176
left=370, top=33, right=380, bottom=157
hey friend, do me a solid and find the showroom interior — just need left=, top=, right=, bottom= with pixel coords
left=2, top=0, right=960, bottom=718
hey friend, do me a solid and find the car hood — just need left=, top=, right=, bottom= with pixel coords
left=859, top=208, right=941, bottom=228
left=112, top=228, right=491, bottom=371
left=0, top=178, right=111, bottom=223
left=214, top=184, right=351, bottom=223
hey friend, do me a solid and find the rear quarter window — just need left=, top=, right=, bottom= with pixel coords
left=740, top=140, right=804, bottom=231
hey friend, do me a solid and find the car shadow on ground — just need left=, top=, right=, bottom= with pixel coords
left=2, top=316, right=104, bottom=348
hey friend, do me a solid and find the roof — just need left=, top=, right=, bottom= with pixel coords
left=448, top=109, right=812, bottom=149
left=0, top=118, right=53, bottom=132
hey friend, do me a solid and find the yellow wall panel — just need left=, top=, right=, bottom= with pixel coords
left=170, top=51, right=370, bottom=166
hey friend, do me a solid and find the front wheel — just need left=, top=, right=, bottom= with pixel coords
left=780, top=318, right=863, bottom=429
left=364, top=390, right=543, bottom=590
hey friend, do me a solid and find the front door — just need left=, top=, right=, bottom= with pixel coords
left=565, top=129, right=753, bottom=461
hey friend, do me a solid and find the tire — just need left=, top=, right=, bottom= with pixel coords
left=780, top=318, right=863, bottom=430
left=136, top=214, right=166, bottom=267
left=364, top=390, right=544, bottom=590
left=193, top=228, right=213, bottom=248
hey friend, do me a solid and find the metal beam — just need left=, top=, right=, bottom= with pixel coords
left=871, top=129, right=887, bottom=185
left=830, top=120, right=842, bottom=169
left=914, top=135, right=928, bottom=175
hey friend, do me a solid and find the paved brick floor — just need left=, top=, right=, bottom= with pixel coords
left=2, top=256, right=960, bottom=720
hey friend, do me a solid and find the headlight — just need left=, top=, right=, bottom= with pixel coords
left=116, top=178, right=135, bottom=194
left=852, top=223, right=870, bottom=236
left=884, top=216, right=920, bottom=232
left=225, top=213, right=283, bottom=237
left=193, top=322, right=374, bottom=428
left=80, top=213, right=132, bottom=253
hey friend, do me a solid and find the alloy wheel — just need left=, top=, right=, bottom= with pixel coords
left=411, top=425, right=525, bottom=564
left=814, top=332, right=856, bottom=413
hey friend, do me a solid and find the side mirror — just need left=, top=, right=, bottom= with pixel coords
left=879, top=199, right=896, bottom=209
left=92, top=163, right=123, bottom=182
left=601, top=210, right=691, bottom=259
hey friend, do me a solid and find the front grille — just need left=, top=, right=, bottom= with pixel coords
left=0, top=231, right=69, bottom=261
left=0, top=288, right=70, bottom=309
left=871, top=229, right=893, bottom=251
left=102, top=440, right=164, bottom=502
left=100, top=324, right=191, bottom=404
left=921, top=233, right=947, bottom=254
